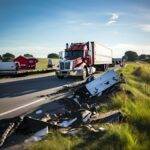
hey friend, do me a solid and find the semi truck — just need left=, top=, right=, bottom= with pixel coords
left=56, top=41, right=113, bottom=79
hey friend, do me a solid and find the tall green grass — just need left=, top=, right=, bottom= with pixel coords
left=28, top=131, right=82, bottom=150
left=36, top=58, right=59, bottom=70
left=114, top=63, right=150, bottom=130
left=72, top=124, right=138, bottom=150
left=111, top=62, right=150, bottom=149
left=29, top=62, right=150, bottom=150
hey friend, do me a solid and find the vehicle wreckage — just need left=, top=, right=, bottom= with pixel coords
left=0, top=69, right=124, bottom=148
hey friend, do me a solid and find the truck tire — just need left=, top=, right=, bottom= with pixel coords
left=102, top=64, right=108, bottom=71
left=57, top=75, right=64, bottom=79
left=81, top=68, right=87, bottom=80
left=105, top=64, right=109, bottom=71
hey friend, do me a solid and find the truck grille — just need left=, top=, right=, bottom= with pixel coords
left=60, top=62, right=70, bottom=70
left=65, top=62, right=70, bottom=69
left=60, top=62, right=64, bottom=70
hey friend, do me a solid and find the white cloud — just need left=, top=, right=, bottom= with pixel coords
left=107, top=20, right=117, bottom=25
left=140, top=24, right=150, bottom=32
left=67, top=20, right=94, bottom=27
left=106, top=13, right=119, bottom=25
left=111, top=13, right=119, bottom=20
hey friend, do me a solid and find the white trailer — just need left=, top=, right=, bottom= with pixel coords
left=0, top=62, right=17, bottom=75
left=93, top=43, right=112, bottom=65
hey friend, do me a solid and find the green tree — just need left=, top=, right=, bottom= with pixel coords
left=24, top=54, right=33, bottom=57
left=2, top=53, right=15, bottom=61
left=47, top=53, right=59, bottom=59
left=139, top=54, right=145, bottom=60
left=124, top=51, right=138, bottom=61
left=139, top=54, right=150, bottom=60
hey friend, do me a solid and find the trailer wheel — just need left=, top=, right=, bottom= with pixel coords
left=105, top=64, right=109, bottom=71
left=81, top=68, right=87, bottom=80
left=102, top=64, right=108, bottom=71
left=57, top=75, right=64, bottom=79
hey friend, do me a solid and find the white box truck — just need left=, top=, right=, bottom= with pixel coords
left=0, top=62, right=18, bottom=75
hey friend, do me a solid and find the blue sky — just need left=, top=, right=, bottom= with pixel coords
left=0, top=0, right=150, bottom=57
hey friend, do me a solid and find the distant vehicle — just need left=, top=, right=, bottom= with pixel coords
left=113, top=58, right=125, bottom=67
left=56, top=41, right=113, bottom=79
left=0, top=62, right=18, bottom=75
left=47, top=58, right=53, bottom=68
left=14, top=55, right=38, bottom=70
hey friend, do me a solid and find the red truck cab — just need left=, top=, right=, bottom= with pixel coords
left=56, top=41, right=112, bottom=79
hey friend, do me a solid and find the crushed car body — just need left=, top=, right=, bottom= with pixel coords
left=86, top=70, right=120, bottom=97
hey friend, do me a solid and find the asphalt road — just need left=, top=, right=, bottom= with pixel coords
left=0, top=66, right=119, bottom=120
left=0, top=72, right=80, bottom=119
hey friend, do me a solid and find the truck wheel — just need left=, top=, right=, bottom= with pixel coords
left=105, top=64, right=109, bottom=71
left=102, top=64, right=108, bottom=71
left=57, top=75, right=64, bottom=79
left=81, top=68, right=87, bottom=80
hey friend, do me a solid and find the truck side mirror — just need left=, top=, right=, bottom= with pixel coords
left=59, top=51, right=65, bottom=60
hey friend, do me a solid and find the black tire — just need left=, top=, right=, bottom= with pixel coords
left=57, top=75, right=64, bottom=79
left=81, top=68, right=87, bottom=80
left=105, top=64, right=109, bottom=71
left=102, top=64, right=108, bottom=71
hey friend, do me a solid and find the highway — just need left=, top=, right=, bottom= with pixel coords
left=0, top=72, right=80, bottom=119
left=0, top=66, right=119, bottom=120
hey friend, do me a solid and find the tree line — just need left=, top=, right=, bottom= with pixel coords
left=0, top=53, right=59, bottom=62
left=123, top=51, right=150, bottom=62
left=0, top=51, right=149, bottom=62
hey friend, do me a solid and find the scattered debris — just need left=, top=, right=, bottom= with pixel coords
left=66, top=128, right=81, bottom=136
left=84, top=124, right=99, bottom=133
left=35, top=110, right=43, bottom=115
left=0, top=116, right=23, bottom=147
left=41, top=113, right=51, bottom=122
left=0, top=122, right=15, bottom=147
left=25, top=126, right=49, bottom=142
left=99, top=127, right=106, bottom=132
left=0, top=70, right=124, bottom=148
left=90, top=110, right=123, bottom=124
left=59, top=118, right=77, bottom=128
left=59, top=128, right=82, bottom=136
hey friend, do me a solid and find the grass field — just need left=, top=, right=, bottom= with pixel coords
left=36, top=58, right=59, bottom=70
left=29, top=62, right=150, bottom=150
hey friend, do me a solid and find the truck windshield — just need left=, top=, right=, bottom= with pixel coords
left=65, top=50, right=83, bottom=59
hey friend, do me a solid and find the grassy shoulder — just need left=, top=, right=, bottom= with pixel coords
left=36, top=58, right=59, bottom=70
left=29, top=62, right=150, bottom=150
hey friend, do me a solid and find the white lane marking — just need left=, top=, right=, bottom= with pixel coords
left=0, top=81, right=82, bottom=117
left=21, top=90, right=35, bottom=94
left=0, top=97, right=46, bottom=117
left=0, top=67, right=118, bottom=117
